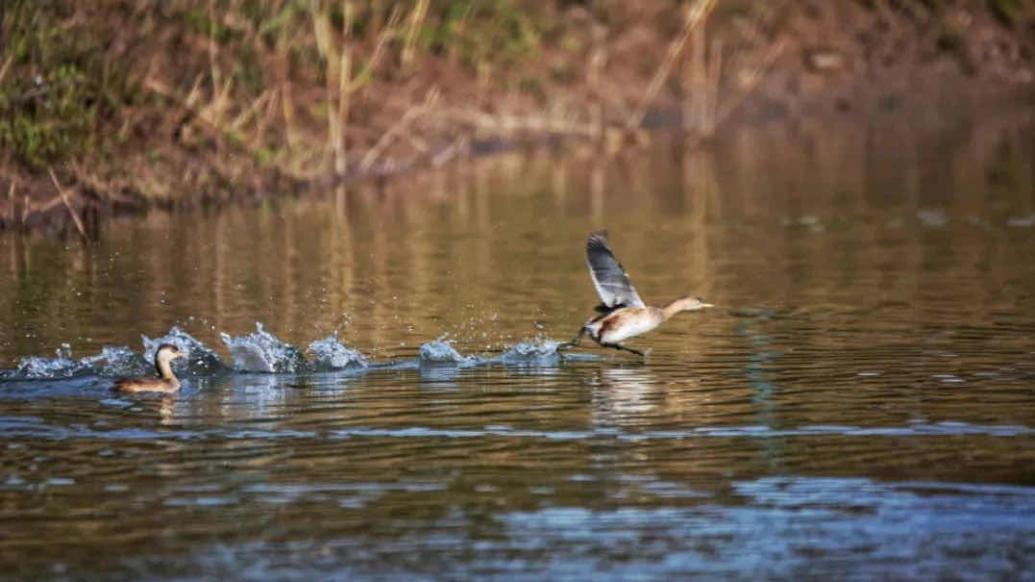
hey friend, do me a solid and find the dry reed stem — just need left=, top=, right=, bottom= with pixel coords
left=334, top=0, right=353, bottom=176
left=275, top=23, right=300, bottom=153
left=207, top=0, right=222, bottom=93
left=36, top=194, right=65, bottom=214
left=714, top=38, right=785, bottom=128
left=311, top=0, right=351, bottom=175
left=434, top=108, right=598, bottom=138
left=143, top=77, right=270, bottom=166
left=311, top=1, right=401, bottom=176
left=359, top=90, right=439, bottom=172
left=0, top=55, right=14, bottom=86
left=347, top=8, right=401, bottom=92
left=48, top=170, right=87, bottom=239
left=401, top=0, right=429, bottom=71
left=203, top=77, right=236, bottom=135
left=588, top=23, right=607, bottom=138
left=71, top=162, right=136, bottom=204
left=229, top=89, right=275, bottom=132
left=684, top=22, right=724, bottom=136
left=684, top=12, right=707, bottom=133
left=430, top=137, right=468, bottom=167
left=707, top=39, right=723, bottom=129
left=184, top=73, right=205, bottom=110
left=254, top=87, right=281, bottom=148
left=628, top=0, right=717, bottom=130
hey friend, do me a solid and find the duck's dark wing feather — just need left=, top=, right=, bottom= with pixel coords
left=585, top=231, right=645, bottom=309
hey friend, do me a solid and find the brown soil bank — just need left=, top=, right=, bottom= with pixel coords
left=2, top=0, right=1034, bottom=235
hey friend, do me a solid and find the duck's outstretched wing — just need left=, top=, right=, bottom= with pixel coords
left=586, top=231, right=645, bottom=310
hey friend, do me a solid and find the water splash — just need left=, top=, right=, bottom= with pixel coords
left=6, top=345, right=148, bottom=380
left=917, top=208, right=949, bottom=227
left=10, top=344, right=86, bottom=379
left=81, top=346, right=150, bottom=377
left=221, top=323, right=304, bottom=373
left=143, top=326, right=225, bottom=376
left=419, top=340, right=476, bottom=366
left=0, top=325, right=593, bottom=380
left=498, top=338, right=602, bottom=364
left=499, top=339, right=561, bottom=363
left=307, top=336, right=368, bottom=370
left=1007, top=213, right=1035, bottom=228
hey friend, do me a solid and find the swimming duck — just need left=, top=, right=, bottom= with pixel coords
left=115, top=343, right=185, bottom=394
left=558, top=231, right=712, bottom=356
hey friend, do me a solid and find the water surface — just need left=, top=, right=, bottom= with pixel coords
left=2, top=113, right=1035, bottom=579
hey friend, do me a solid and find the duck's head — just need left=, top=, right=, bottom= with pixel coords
left=155, top=343, right=185, bottom=364
left=671, top=296, right=714, bottom=312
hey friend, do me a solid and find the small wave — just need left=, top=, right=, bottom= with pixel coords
left=307, top=336, right=368, bottom=370
left=4, top=419, right=1029, bottom=442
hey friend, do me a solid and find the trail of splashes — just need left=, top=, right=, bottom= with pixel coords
left=1, top=323, right=587, bottom=381
left=416, top=337, right=596, bottom=367
left=4, top=328, right=224, bottom=380
left=221, top=323, right=305, bottom=373
left=13, top=345, right=150, bottom=379
left=10, top=344, right=87, bottom=379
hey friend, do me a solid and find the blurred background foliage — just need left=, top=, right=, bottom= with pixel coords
left=1, top=0, right=1034, bottom=227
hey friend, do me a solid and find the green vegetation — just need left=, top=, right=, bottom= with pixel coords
left=987, top=0, right=1035, bottom=25
left=0, top=2, right=106, bottom=169
left=422, top=0, right=541, bottom=67
left=0, top=0, right=569, bottom=198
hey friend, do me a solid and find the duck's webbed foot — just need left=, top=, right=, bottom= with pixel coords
left=603, top=342, right=646, bottom=357
left=557, top=327, right=586, bottom=352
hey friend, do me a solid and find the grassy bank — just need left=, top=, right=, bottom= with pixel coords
left=2, top=0, right=1034, bottom=234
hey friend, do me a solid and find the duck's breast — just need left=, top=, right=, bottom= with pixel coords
left=598, top=309, right=659, bottom=344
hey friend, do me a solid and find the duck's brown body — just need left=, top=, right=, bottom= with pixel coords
left=115, top=344, right=184, bottom=394
left=115, top=376, right=180, bottom=394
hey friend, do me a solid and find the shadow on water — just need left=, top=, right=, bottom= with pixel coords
left=2, top=111, right=1035, bottom=578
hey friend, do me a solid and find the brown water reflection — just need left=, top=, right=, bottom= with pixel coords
left=1, top=112, right=1035, bottom=578
left=2, top=114, right=1035, bottom=361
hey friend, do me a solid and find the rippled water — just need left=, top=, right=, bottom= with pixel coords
left=2, top=113, right=1035, bottom=579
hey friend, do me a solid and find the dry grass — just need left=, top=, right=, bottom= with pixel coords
left=0, top=0, right=806, bottom=232
left=628, top=0, right=718, bottom=130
